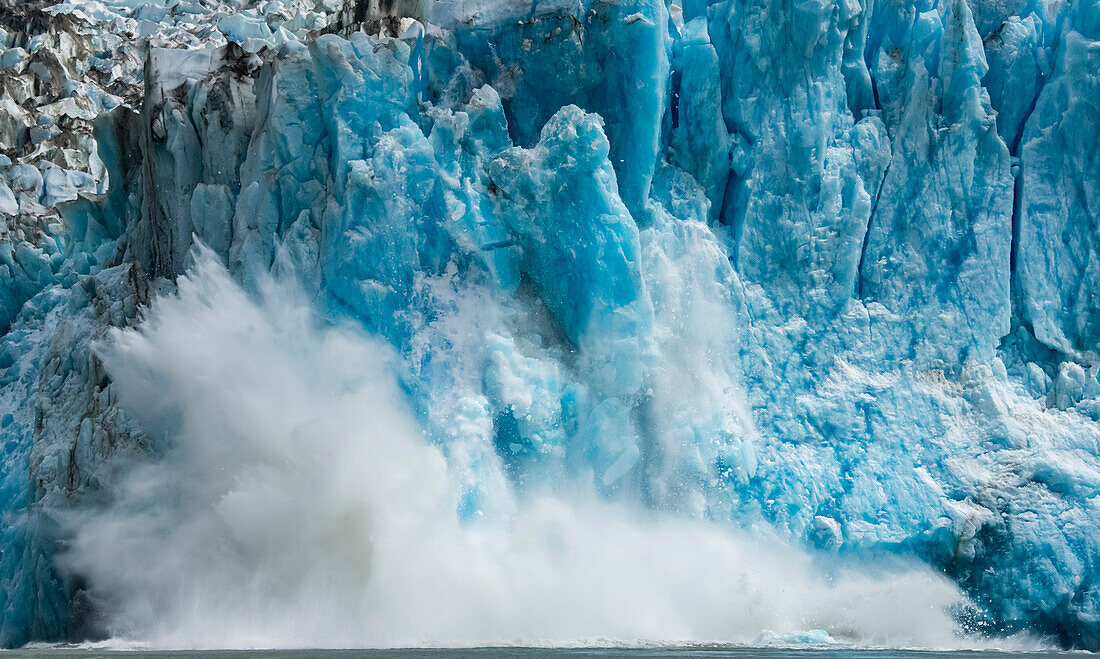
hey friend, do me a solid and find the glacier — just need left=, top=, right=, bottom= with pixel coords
left=0, top=0, right=1098, bottom=649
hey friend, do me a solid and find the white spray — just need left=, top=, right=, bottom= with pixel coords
left=65, top=247, right=978, bottom=649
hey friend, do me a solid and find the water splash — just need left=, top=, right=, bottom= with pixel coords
left=63, top=247, right=975, bottom=649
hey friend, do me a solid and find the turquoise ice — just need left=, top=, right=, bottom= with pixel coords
left=1, top=0, right=1100, bottom=649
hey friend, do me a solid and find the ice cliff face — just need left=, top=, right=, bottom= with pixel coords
left=1, top=0, right=1100, bottom=648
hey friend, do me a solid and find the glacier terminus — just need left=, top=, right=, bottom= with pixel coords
left=0, top=0, right=1100, bottom=650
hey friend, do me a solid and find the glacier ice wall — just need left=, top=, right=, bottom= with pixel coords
left=0, top=0, right=1099, bottom=648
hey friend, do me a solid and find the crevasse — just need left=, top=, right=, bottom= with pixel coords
left=0, top=0, right=1099, bottom=649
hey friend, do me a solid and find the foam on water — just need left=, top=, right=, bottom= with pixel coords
left=59, top=248, right=987, bottom=650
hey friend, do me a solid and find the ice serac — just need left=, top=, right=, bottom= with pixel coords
left=490, top=106, right=653, bottom=400
left=981, top=11, right=1045, bottom=150
left=860, top=0, right=1013, bottom=364
left=1016, top=0, right=1100, bottom=358
left=443, top=0, right=670, bottom=219
left=313, top=32, right=439, bottom=341
left=490, top=106, right=658, bottom=489
left=665, top=17, right=728, bottom=221
left=3, top=0, right=1100, bottom=650
left=707, top=0, right=890, bottom=318
left=133, top=45, right=258, bottom=277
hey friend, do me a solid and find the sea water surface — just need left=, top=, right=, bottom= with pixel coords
left=0, top=648, right=1085, bottom=659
